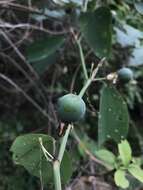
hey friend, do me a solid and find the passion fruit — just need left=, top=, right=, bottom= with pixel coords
left=117, top=67, right=133, bottom=83
left=57, top=94, right=86, bottom=123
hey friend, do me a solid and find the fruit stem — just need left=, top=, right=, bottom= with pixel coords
left=58, top=124, right=73, bottom=163
left=79, top=58, right=105, bottom=98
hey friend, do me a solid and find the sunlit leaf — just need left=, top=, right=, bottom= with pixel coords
left=114, top=169, right=129, bottom=189
left=128, top=164, right=143, bottom=183
left=118, top=140, right=132, bottom=166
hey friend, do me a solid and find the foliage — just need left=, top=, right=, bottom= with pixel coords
left=79, top=6, right=112, bottom=58
left=98, top=85, right=129, bottom=146
left=11, top=134, right=72, bottom=184
left=114, top=140, right=143, bottom=189
left=0, top=0, right=143, bottom=190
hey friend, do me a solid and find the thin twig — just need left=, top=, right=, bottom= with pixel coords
left=70, top=65, right=80, bottom=93
left=0, top=29, right=39, bottom=80
left=71, top=129, right=113, bottom=170
left=0, top=52, right=48, bottom=106
left=0, top=29, right=26, bottom=62
left=0, top=2, right=67, bottom=27
left=0, top=29, right=51, bottom=105
left=0, top=22, right=67, bottom=35
left=70, top=28, right=88, bottom=81
left=79, top=58, right=105, bottom=97
left=0, top=73, right=54, bottom=123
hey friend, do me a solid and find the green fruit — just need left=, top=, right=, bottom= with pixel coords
left=57, top=94, right=86, bottom=123
left=117, top=68, right=133, bottom=83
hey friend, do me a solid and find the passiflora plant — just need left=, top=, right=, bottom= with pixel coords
left=10, top=0, right=143, bottom=189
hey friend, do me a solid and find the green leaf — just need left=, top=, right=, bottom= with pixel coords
left=10, top=134, right=72, bottom=184
left=79, top=6, right=112, bottom=58
left=118, top=140, right=132, bottom=166
left=122, top=175, right=143, bottom=190
left=27, top=35, right=64, bottom=63
left=95, top=149, right=116, bottom=169
left=98, top=85, right=129, bottom=146
left=128, top=164, right=143, bottom=183
left=60, top=151, right=73, bottom=184
left=114, top=169, right=129, bottom=189
left=134, top=2, right=143, bottom=14
left=31, top=53, right=57, bottom=75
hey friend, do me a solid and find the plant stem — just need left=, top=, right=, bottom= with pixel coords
left=53, top=58, right=105, bottom=190
left=70, top=28, right=88, bottom=81
left=53, top=124, right=72, bottom=190
left=79, top=58, right=105, bottom=98
left=93, top=77, right=106, bottom=81
left=76, top=39, right=88, bottom=81
left=79, top=77, right=92, bottom=98
left=58, top=124, right=72, bottom=163
left=53, top=160, right=62, bottom=190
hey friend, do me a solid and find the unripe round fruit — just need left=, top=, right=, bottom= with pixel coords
left=57, top=94, right=86, bottom=123
left=117, top=68, right=133, bottom=83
